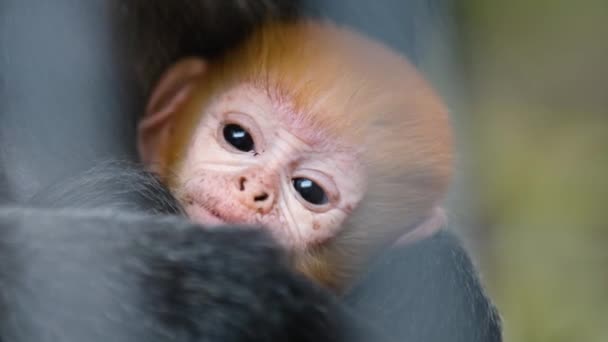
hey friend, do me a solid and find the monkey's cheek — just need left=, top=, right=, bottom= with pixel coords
left=270, top=222, right=332, bottom=252
left=302, top=217, right=345, bottom=247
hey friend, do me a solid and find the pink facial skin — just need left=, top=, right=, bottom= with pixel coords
left=172, top=84, right=367, bottom=251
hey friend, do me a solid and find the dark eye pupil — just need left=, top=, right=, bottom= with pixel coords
left=223, top=124, right=254, bottom=152
left=293, top=178, right=328, bottom=205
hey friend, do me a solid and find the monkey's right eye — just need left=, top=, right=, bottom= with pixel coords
left=293, top=178, right=329, bottom=206
left=223, top=124, right=255, bottom=152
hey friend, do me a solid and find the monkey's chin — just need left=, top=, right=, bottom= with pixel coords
left=185, top=206, right=226, bottom=227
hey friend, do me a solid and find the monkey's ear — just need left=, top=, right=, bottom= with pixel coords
left=138, top=58, right=207, bottom=174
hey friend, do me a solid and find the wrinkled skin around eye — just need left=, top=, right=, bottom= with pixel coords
left=172, top=84, right=366, bottom=251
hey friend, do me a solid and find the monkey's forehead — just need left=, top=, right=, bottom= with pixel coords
left=207, top=81, right=363, bottom=154
left=206, top=20, right=452, bottom=163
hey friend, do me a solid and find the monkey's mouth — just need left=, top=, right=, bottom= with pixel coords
left=182, top=193, right=272, bottom=229
left=186, top=204, right=228, bottom=227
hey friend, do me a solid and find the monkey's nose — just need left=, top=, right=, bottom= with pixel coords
left=236, top=175, right=276, bottom=214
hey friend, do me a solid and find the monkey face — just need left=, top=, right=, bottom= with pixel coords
left=172, top=84, right=367, bottom=251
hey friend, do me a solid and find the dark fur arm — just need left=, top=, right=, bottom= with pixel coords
left=0, top=208, right=344, bottom=342
left=345, top=229, right=502, bottom=342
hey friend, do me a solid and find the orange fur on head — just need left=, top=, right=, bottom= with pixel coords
left=155, top=20, right=453, bottom=290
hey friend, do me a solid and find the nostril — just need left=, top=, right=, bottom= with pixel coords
left=239, top=177, right=247, bottom=191
left=254, top=192, right=269, bottom=202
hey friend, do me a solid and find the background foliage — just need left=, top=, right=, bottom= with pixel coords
left=444, top=1, right=607, bottom=341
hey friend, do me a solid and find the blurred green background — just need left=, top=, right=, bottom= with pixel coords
left=436, top=1, right=608, bottom=341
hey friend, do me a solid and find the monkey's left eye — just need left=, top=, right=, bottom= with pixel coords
left=293, top=178, right=329, bottom=205
left=223, top=124, right=255, bottom=152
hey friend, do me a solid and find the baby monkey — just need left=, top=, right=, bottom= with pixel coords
left=138, top=20, right=453, bottom=291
